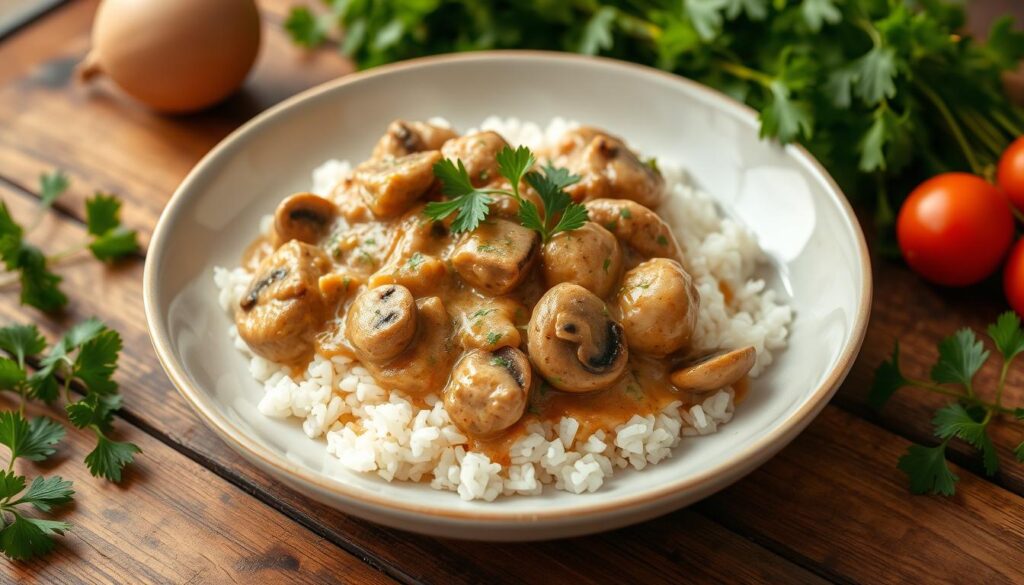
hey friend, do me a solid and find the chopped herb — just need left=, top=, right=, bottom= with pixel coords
left=643, top=157, right=659, bottom=174
left=619, top=207, right=632, bottom=219
left=602, top=257, right=611, bottom=273
left=604, top=220, right=617, bottom=231
left=656, top=235, right=669, bottom=247
left=478, top=244, right=497, bottom=253
left=486, top=331, right=503, bottom=345
left=490, top=356, right=511, bottom=368
left=406, top=252, right=424, bottom=272
left=470, top=308, right=496, bottom=323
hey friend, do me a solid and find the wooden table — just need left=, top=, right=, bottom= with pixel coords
left=2, top=2, right=1023, bottom=583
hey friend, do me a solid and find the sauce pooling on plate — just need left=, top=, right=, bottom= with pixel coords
left=235, top=120, right=755, bottom=458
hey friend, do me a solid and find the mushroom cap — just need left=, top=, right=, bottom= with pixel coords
left=527, top=283, right=629, bottom=393
left=443, top=347, right=531, bottom=437
left=345, top=284, right=418, bottom=363
left=670, top=346, right=756, bottom=392
left=274, top=192, right=337, bottom=245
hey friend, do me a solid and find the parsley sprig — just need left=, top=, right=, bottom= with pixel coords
left=0, top=171, right=140, bottom=312
left=871, top=312, right=1024, bottom=496
left=424, top=145, right=589, bottom=241
left=0, top=319, right=139, bottom=559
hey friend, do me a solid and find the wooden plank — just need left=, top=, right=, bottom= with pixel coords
left=700, top=407, right=1024, bottom=585
left=0, top=0, right=352, bottom=248
left=1, top=398, right=392, bottom=584
left=0, top=175, right=826, bottom=583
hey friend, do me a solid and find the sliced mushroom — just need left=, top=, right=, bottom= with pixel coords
left=236, top=241, right=332, bottom=363
left=615, top=258, right=700, bottom=357
left=527, top=283, right=628, bottom=393
left=541, top=221, right=623, bottom=298
left=584, top=199, right=682, bottom=266
left=345, top=284, right=418, bottom=363
left=444, top=347, right=531, bottom=437
left=273, top=192, right=337, bottom=245
left=551, top=127, right=665, bottom=207
left=371, top=119, right=459, bottom=160
left=670, top=347, right=756, bottom=392
left=364, top=296, right=455, bottom=396
left=354, top=150, right=442, bottom=218
left=440, top=131, right=509, bottom=186
left=452, top=218, right=540, bottom=295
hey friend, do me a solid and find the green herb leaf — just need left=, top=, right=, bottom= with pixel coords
left=16, top=245, right=67, bottom=312
left=852, top=46, right=899, bottom=105
left=685, top=0, right=727, bottom=41
left=71, top=328, right=122, bottom=396
left=0, top=470, right=26, bottom=500
left=66, top=393, right=122, bottom=433
left=988, top=311, right=1024, bottom=362
left=85, top=194, right=138, bottom=262
left=868, top=342, right=908, bottom=410
left=11, top=476, right=75, bottom=512
left=930, top=328, right=988, bottom=387
left=579, top=6, right=617, bottom=55
left=800, top=0, right=841, bottom=32
left=84, top=434, right=140, bottom=483
left=0, top=511, right=71, bottom=561
left=760, top=80, right=813, bottom=143
left=0, top=413, right=64, bottom=463
left=898, top=442, right=958, bottom=496
left=0, top=324, right=46, bottom=366
left=424, top=159, right=493, bottom=233
left=495, top=145, right=535, bottom=191
left=932, top=403, right=998, bottom=475
left=285, top=6, right=327, bottom=48
left=39, top=171, right=69, bottom=210
left=0, top=358, right=25, bottom=390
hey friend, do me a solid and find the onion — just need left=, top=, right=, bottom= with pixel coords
left=78, top=0, right=262, bottom=113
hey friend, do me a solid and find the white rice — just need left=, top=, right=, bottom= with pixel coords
left=213, top=117, right=792, bottom=500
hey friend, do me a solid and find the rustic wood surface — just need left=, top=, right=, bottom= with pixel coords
left=2, top=1, right=1024, bottom=583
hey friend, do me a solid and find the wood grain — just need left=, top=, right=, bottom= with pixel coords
left=0, top=398, right=392, bottom=584
left=0, top=182, right=822, bottom=585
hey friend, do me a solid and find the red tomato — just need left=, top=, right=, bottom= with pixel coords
left=1005, top=238, right=1024, bottom=316
left=896, top=172, right=1014, bottom=286
left=998, top=136, right=1024, bottom=212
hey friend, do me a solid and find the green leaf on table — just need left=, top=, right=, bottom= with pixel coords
left=71, top=328, right=122, bottom=396
left=0, top=324, right=46, bottom=366
left=578, top=6, right=617, bottom=55
left=85, top=194, right=138, bottom=262
left=84, top=434, right=140, bottom=483
left=800, top=0, right=841, bottom=32
left=39, top=170, right=69, bottom=210
left=66, top=393, right=122, bottom=433
left=931, top=328, right=988, bottom=387
left=0, top=358, right=25, bottom=390
left=0, top=470, right=26, bottom=500
left=868, top=342, right=908, bottom=410
left=898, top=442, right=958, bottom=496
left=0, top=412, right=64, bottom=463
left=0, top=512, right=70, bottom=561
left=285, top=6, right=327, bottom=48
left=11, top=476, right=74, bottom=512
left=16, top=245, right=66, bottom=312
left=988, top=312, right=1024, bottom=361
left=932, top=403, right=998, bottom=475
left=0, top=201, right=24, bottom=269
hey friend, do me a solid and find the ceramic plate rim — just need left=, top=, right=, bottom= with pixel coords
left=143, top=50, right=872, bottom=525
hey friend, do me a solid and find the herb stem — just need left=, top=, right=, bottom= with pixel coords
left=913, top=80, right=984, bottom=175
left=715, top=60, right=773, bottom=88
left=960, top=110, right=1005, bottom=159
left=906, top=377, right=1014, bottom=414
left=992, top=110, right=1024, bottom=138
left=47, top=242, right=89, bottom=264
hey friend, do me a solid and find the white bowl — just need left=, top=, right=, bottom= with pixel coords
left=144, top=52, right=871, bottom=540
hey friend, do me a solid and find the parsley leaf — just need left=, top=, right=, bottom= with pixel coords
left=66, top=394, right=122, bottom=433
left=0, top=412, right=64, bottom=463
left=521, top=166, right=588, bottom=242
left=495, top=145, right=535, bottom=196
left=17, top=246, right=67, bottom=312
left=933, top=403, right=998, bottom=475
left=0, top=512, right=71, bottom=561
left=39, top=171, right=69, bottom=210
left=988, top=311, right=1024, bottom=362
left=852, top=46, right=899, bottom=105
left=869, top=342, right=908, bottom=410
left=424, top=159, right=493, bottom=233
left=898, top=442, right=958, bottom=496
left=760, top=80, right=813, bottom=143
left=579, top=6, right=617, bottom=55
left=84, top=435, right=140, bottom=483
left=0, top=359, right=24, bottom=390
left=70, top=328, right=122, bottom=396
left=800, top=0, right=841, bottom=32
left=85, top=194, right=139, bottom=262
left=930, top=328, right=988, bottom=387
left=0, top=324, right=46, bottom=367
left=11, top=476, right=74, bottom=512
left=285, top=6, right=327, bottom=48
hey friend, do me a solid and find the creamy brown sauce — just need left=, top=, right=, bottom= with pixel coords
left=234, top=121, right=751, bottom=460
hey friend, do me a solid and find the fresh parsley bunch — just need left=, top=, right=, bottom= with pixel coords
left=425, top=145, right=589, bottom=240
left=287, top=0, right=1024, bottom=240
left=872, top=312, right=1024, bottom=496
left=0, top=171, right=139, bottom=312
left=0, top=320, right=140, bottom=560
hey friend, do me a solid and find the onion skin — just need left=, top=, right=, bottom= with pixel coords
left=79, top=0, right=261, bottom=113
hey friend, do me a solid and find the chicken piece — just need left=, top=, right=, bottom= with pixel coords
left=354, top=150, right=442, bottom=218
left=371, top=120, right=458, bottom=160
left=236, top=241, right=332, bottom=363
left=541, top=221, right=623, bottom=298
left=457, top=297, right=526, bottom=351
left=551, top=127, right=665, bottom=207
left=444, top=347, right=531, bottom=437
left=584, top=198, right=683, bottom=267
left=440, top=131, right=509, bottom=186
left=614, top=258, right=700, bottom=357
left=452, top=218, right=540, bottom=295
